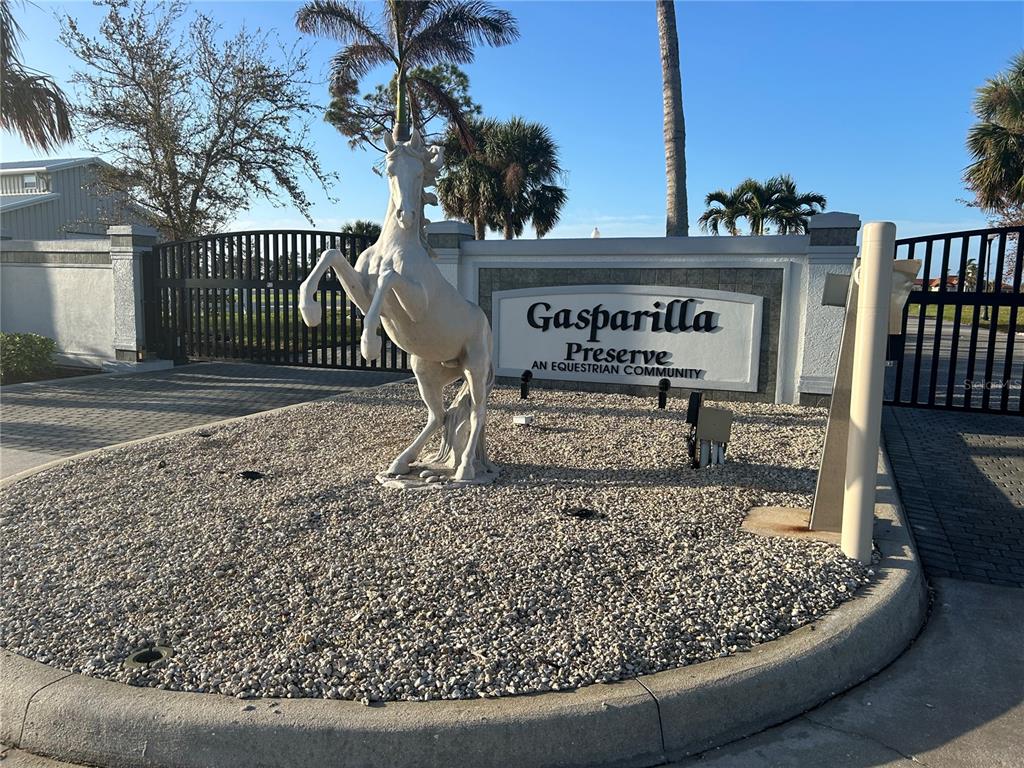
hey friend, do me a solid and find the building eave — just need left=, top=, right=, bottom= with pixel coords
left=0, top=157, right=113, bottom=175
left=0, top=192, right=61, bottom=213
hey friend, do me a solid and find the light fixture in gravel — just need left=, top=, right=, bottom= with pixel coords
left=563, top=507, right=601, bottom=520
left=124, top=645, right=173, bottom=670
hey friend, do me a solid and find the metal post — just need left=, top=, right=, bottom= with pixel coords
left=842, top=222, right=895, bottom=564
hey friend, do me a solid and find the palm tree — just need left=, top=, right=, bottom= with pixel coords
left=697, top=186, right=746, bottom=236
left=295, top=0, right=518, bottom=144
left=964, top=51, right=1024, bottom=213
left=340, top=219, right=382, bottom=243
left=438, top=116, right=567, bottom=239
left=698, top=176, right=826, bottom=235
left=656, top=0, right=688, bottom=236
left=486, top=117, right=567, bottom=239
left=1, top=0, right=72, bottom=150
left=437, top=116, right=499, bottom=239
left=768, top=174, right=828, bottom=234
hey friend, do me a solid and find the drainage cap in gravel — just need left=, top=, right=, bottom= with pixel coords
left=124, top=645, right=173, bottom=670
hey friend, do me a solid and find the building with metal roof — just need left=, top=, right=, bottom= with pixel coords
left=0, top=157, right=139, bottom=240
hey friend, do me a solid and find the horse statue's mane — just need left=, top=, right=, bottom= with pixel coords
left=384, top=139, right=443, bottom=252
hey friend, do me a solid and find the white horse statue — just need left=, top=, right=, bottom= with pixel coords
left=298, top=130, right=496, bottom=484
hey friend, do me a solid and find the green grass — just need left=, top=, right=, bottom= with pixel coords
left=154, top=304, right=406, bottom=364
left=906, top=304, right=1018, bottom=332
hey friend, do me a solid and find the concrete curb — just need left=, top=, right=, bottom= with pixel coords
left=2, top=418, right=926, bottom=768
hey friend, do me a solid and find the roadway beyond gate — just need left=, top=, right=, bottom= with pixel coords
left=887, top=225, right=1023, bottom=414
left=143, top=230, right=411, bottom=373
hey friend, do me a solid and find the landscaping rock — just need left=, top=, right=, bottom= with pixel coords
left=0, top=385, right=869, bottom=703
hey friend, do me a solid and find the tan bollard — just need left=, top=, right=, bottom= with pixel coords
left=842, top=222, right=895, bottom=563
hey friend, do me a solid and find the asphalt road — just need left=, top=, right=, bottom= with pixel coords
left=887, top=317, right=1022, bottom=411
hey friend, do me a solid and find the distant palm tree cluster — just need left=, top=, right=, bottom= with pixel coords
left=437, top=117, right=567, bottom=240
left=698, top=175, right=827, bottom=236
left=339, top=219, right=382, bottom=243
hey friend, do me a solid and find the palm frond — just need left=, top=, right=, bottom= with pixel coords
left=0, top=0, right=72, bottom=150
left=407, top=0, right=518, bottom=65
left=529, top=184, right=566, bottom=237
left=328, top=42, right=396, bottom=87
left=0, top=71, right=73, bottom=150
left=295, top=0, right=392, bottom=53
left=409, top=73, right=474, bottom=150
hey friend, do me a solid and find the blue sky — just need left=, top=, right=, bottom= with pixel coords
left=2, top=1, right=1021, bottom=239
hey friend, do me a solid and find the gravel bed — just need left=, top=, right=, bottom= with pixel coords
left=1, top=384, right=871, bottom=704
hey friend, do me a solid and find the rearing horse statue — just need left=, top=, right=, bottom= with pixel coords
left=298, top=130, right=496, bottom=483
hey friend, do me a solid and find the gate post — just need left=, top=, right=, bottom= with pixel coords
left=842, top=222, right=895, bottom=564
left=109, top=224, right=159, bottom=362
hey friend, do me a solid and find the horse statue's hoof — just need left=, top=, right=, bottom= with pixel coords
left=299, top=298, right=322, bottom=328
left=360, top=332, right=382, bottom=362
left=454, top=466, right=475, bottom=482
left=387, top=460, right=411, bottom=476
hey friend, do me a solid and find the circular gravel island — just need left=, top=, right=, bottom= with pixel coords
left=1, top=384, right=870, bottom=704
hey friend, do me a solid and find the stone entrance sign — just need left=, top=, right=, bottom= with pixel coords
left=492, top=285, right=763, bottom=392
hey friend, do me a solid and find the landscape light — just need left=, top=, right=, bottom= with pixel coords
left=658, top=378, right=670, bottom=409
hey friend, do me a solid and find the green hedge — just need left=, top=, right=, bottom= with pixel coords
left=0, top=332, right=58, bottom=384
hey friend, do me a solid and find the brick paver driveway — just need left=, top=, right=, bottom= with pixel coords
left=883, top=406, right=1024, bottom=587
left=0, top=362, right=408, bottom=478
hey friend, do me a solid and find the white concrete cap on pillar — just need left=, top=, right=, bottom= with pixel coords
left=808, top=212, right=861, bottom=230
left=426, top=220, right=474, bottom=236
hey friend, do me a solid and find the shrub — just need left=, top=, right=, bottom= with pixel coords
left=0, top=333, right=58, bottom=384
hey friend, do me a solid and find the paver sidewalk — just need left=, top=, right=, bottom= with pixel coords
left=0, top=362, right=408, bottom=478
left=883, top=407, right=1024, bottom=587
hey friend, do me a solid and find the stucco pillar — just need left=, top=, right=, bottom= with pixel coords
left=427, top=220, right=474, bottom=291
left=798, top=212, right=861, bottom=403
left=108, top=224, right=158, bottom=362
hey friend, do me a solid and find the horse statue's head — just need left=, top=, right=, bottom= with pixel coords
left=383, top=130, right=443, bottom=232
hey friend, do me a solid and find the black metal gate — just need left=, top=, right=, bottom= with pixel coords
left=142, top=230, right=411, bottom=372
left=887, top=225, right=1023, bottom=414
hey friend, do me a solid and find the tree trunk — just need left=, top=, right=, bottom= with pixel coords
left=394, top=67, right=410, bottom=141
left=474, top=216, right=486, bottom=240
left=504, top=213, right=514, bottom=239
left=657, top=1, right=688, bottom=236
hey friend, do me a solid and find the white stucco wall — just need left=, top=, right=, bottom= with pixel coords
left=0, top=240, right=115, bottom=366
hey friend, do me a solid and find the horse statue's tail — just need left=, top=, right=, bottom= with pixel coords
left=432, top=362, right=496, bottom=473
